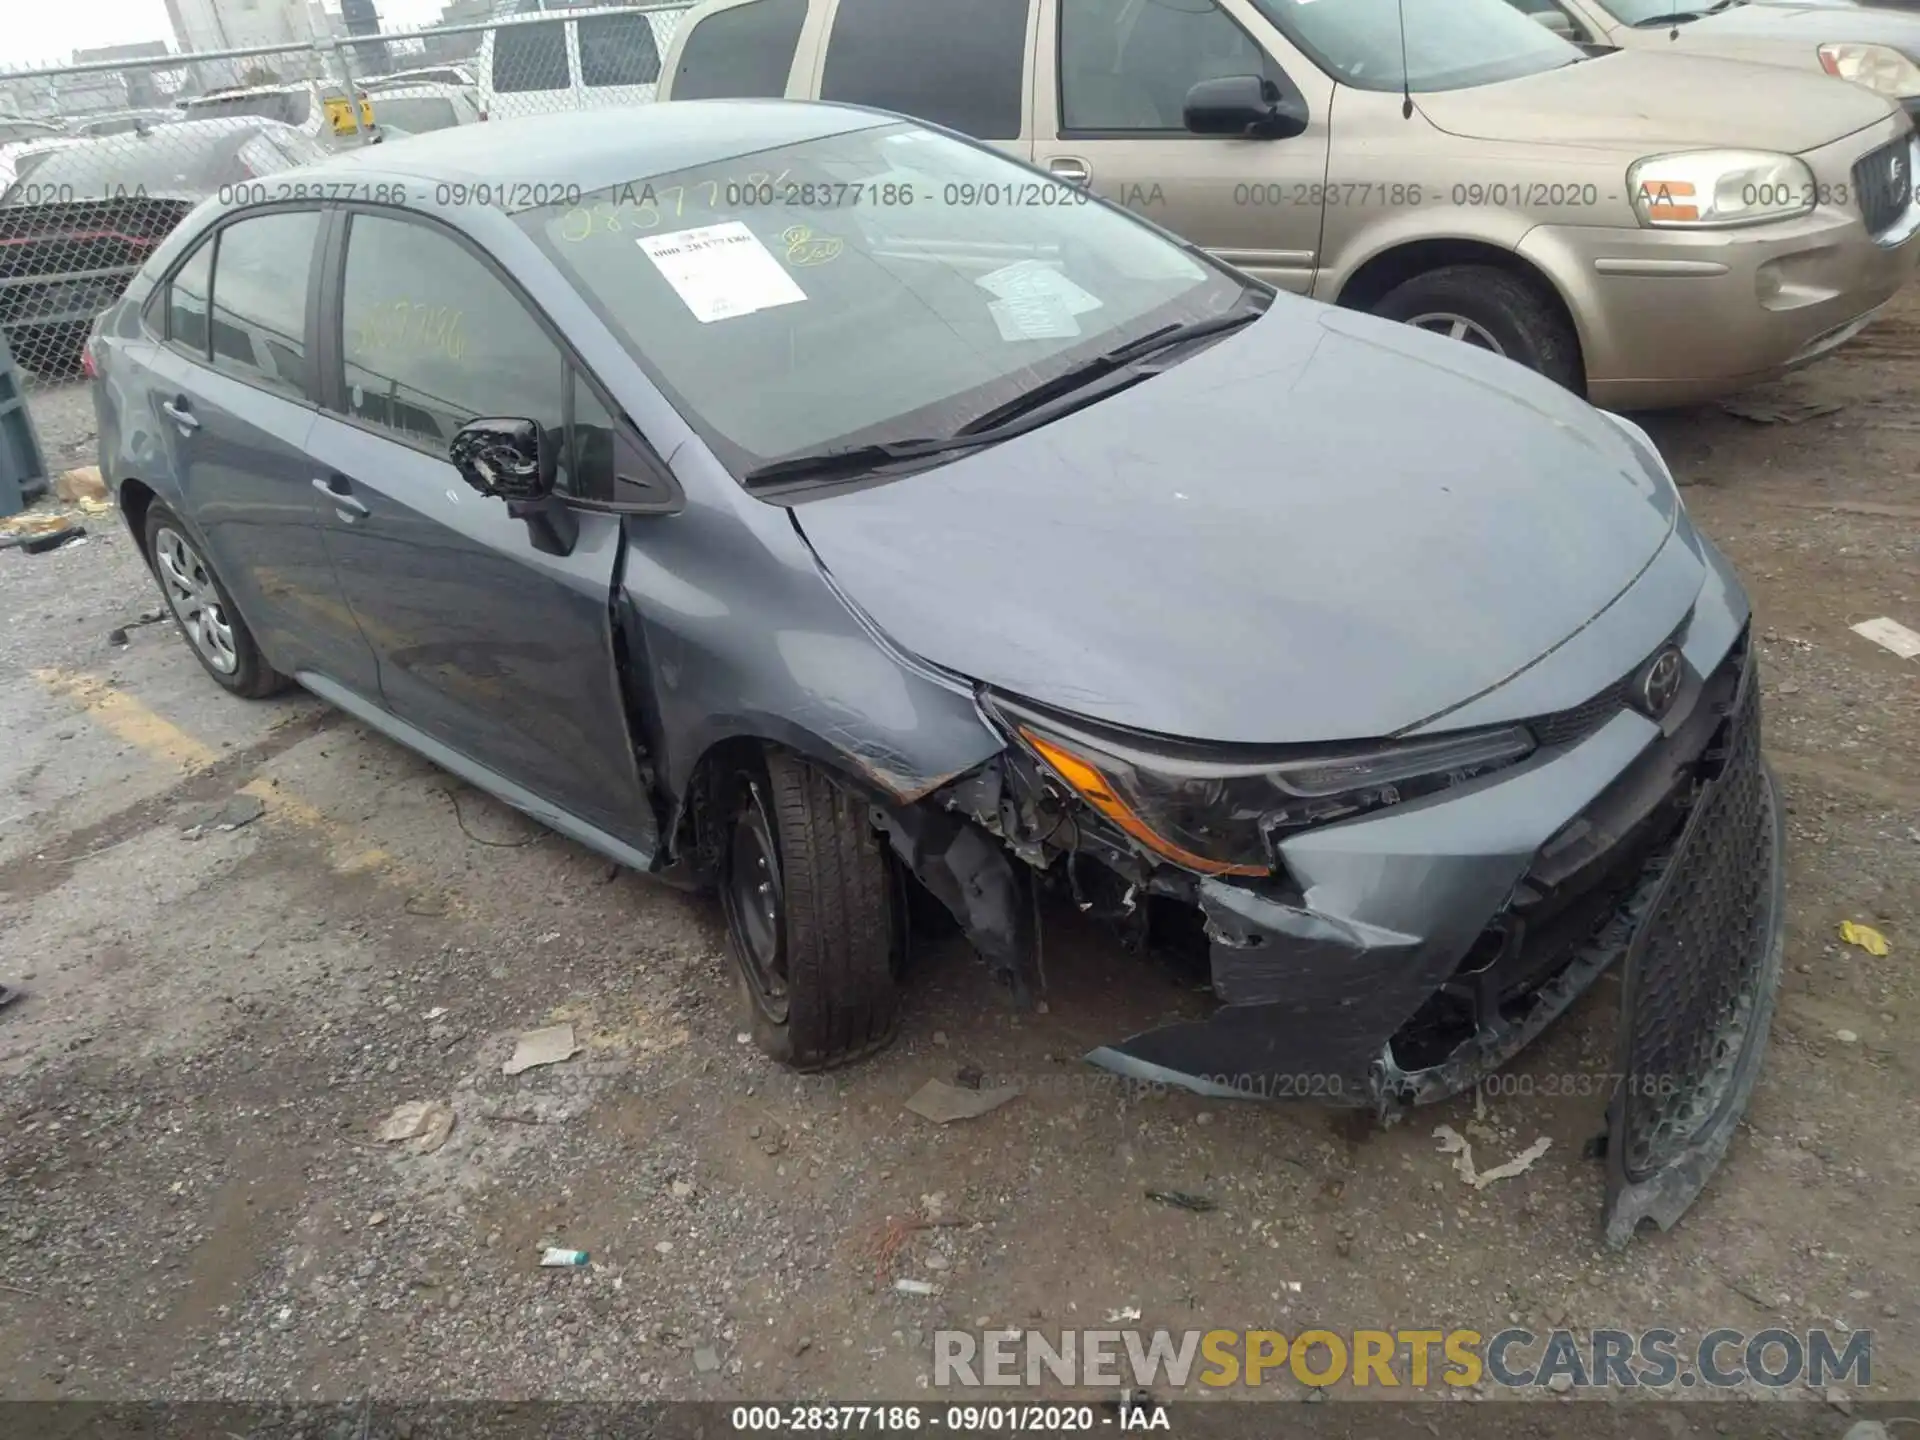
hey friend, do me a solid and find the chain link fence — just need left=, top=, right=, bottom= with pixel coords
left=0, top=0, right=690, bottom=397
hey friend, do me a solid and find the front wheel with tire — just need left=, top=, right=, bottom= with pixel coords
left=721, top=750, right=901, bottom=1071
left=143, top=502, right=289, bottom=698
left=1371, top=265, right=1583, bottom=393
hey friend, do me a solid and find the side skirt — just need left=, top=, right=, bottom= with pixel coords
left=295, top=670, right=657, bottom=874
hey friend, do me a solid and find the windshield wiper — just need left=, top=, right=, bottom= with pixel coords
left=738, top=304, right=1266, bottom=489
left=739, top=435, right=983, bottom=488
left=952, top=306, right=1266, bottom=439
left=1630, top=9, right=1702, bottom=23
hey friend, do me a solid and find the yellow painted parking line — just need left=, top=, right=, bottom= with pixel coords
left=33, top=668, right=219, bottom=771
left=33, top=668, right=447, bottom=904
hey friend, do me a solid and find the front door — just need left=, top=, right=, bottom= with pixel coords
left=1033, top=0, right=1334, bottom=293
left=143, top=208, right=381, bottom=696
left=304, top=208, right=656, bottom=854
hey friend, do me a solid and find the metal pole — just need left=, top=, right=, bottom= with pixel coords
left=330, top=38, right=370, bottom=143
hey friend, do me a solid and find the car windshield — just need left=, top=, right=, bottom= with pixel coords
left=369, top=96, right=461, bottom=132
left=185, top=90, right=311, bottom=127
left=1589, top=0, right=1741, bottom=19
left=1253, top=0, right=1582, bottom=91
left=522, top=122, right=1247, bottom=479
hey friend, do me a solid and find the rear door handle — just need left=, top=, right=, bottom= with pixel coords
left=1048, top=156, right=1091, bottom=186
left=160, top=398, right=199, bottom=433
left=312, top=474, right=370, bottom=519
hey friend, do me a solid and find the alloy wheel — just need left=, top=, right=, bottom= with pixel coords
left=1405, top=312, right=1507, bottom=355
left=153, top=526, right=239, bottom=675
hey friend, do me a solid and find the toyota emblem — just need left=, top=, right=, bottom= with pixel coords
left=1635, top=646, right=1685, bottom=720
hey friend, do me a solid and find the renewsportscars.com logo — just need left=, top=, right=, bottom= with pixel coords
left=933, top=1327, right=1873, bottom=1392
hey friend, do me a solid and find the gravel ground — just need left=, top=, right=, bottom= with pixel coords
left=0, top=299, right=1915, bottom=1420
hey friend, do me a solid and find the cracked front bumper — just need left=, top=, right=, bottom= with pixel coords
left=1087, top=540, right=1782, bottom=1147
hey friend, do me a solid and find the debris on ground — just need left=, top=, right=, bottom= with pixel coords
left=181, top=792, right=266, bottom=840
left=904, top=1077, right=1021, bottom=1124
left=954, top=1063, right=985, bottom=1090
left=1435, top=1125, right=1552, bottom=1189
left=503, top=1023, right=580, bottom=1076
left=867, top=1210, right=970, bottom=1285
left=53, top=466, right=107, bottom=505
left=9, top=523, right=86, bottom=554
left=1719, top=395, right=1845, bottom=425
left=1839, top=920, right=1892, bottom=957
left=1105, top=1306, right=1142, bottom=1323
left=538, top=1247, right=588, bottom=1267
left=693, top=1346, right=722, bottom=1373
left=375, top=1100, right=455, bottom=1155
left=1850, top=616, right=1920, bottom=660
left=108, top=609, right=168, bottom=646
left=893, top=1278, right=937, bottom=1297
left=1144, top=1189, right=1218, bottom=1213
left=0, top=983, right=23, bottom=1011
left=0, top=511, right=72, bottom=546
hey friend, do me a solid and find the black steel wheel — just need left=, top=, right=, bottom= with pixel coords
left=720, top=749, right=900, bottom=1071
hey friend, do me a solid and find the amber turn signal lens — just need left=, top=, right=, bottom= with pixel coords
left=1019, top=728, right=1267, bottom=878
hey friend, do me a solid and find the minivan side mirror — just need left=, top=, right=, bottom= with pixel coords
left=450, top=416, right=577, bottom=556
left=1529, top=8, right=1576, bottom=37
left=450, top=416, right=554, bottom=501
left=1183, top=75, right=1309, bottom=140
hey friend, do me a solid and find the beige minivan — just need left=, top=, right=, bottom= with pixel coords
left=657, top=0, right=1920, bottom=405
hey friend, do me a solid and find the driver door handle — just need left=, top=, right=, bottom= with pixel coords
left=1048, top=156, right=1091, bottom=186
left=313, top=474, right=369, bottom=518
left=160, top=398, right=199, bottom=433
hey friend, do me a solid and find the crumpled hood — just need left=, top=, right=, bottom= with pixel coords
left=1416, top=47, right=1895, bottom=152
left=792, top=299, right=1686, bottom=745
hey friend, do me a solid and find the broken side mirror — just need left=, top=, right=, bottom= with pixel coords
left=450, top=416, right=553, bottom=501
left=1184, top=75, right=1309, bottom=141
left=449, top=416, right=577, bottom=557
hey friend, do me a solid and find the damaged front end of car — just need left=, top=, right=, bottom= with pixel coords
left=873, top=625, right=1785, bottom=1247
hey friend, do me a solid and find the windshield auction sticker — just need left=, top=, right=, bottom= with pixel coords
left=637, top=221, right=806, bottom=323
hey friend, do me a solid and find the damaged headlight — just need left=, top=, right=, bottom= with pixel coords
left=988, top=695, right=1536, bottom=877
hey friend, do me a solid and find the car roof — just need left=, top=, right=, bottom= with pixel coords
left=367, top=83, right=469, bottom=100
left=186, top=82, right=326, bottom=100
left=317, top=100, right=893, bottom=195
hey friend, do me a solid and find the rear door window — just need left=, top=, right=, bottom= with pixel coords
left=336, top=212, right=565, bottom=451
left=492, top=20, right=570, bottom=92
left=819, top=0, right=1030, bottom=140
left=578, top=12, right=662, bottom=87
left=208, top=209, right=322, bottom=397
left=166, top=235, right=214, bottom=359
left=672, top=0, right=807, bottom=99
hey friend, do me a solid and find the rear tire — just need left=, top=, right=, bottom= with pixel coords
left=143, top=502, right=290, bottom=699
left=721, top=749, right=901, bottom=1071
left=1373, top=265, right=1582, bottom=393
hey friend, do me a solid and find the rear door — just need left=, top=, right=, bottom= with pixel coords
left=141, top=207, right=381, bottom=695
left=813, top=0, right=1036, bottom=161
left=1032, top=0, right=1333, bottom=294
left=302, top=206, right=657, bottom=853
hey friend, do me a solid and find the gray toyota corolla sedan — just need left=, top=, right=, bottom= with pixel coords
left=88, top=102, right=1783, bottom=1245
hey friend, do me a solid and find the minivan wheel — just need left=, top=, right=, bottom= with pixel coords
left=720, top=750, right=900, bottom=1071
left=1373, top=265, right=1582, bottom=392
left=142, top=502, right=289, bottom=699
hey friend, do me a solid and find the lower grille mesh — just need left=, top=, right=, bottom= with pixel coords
left=1619, top=662, right=1773, bottom=1180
